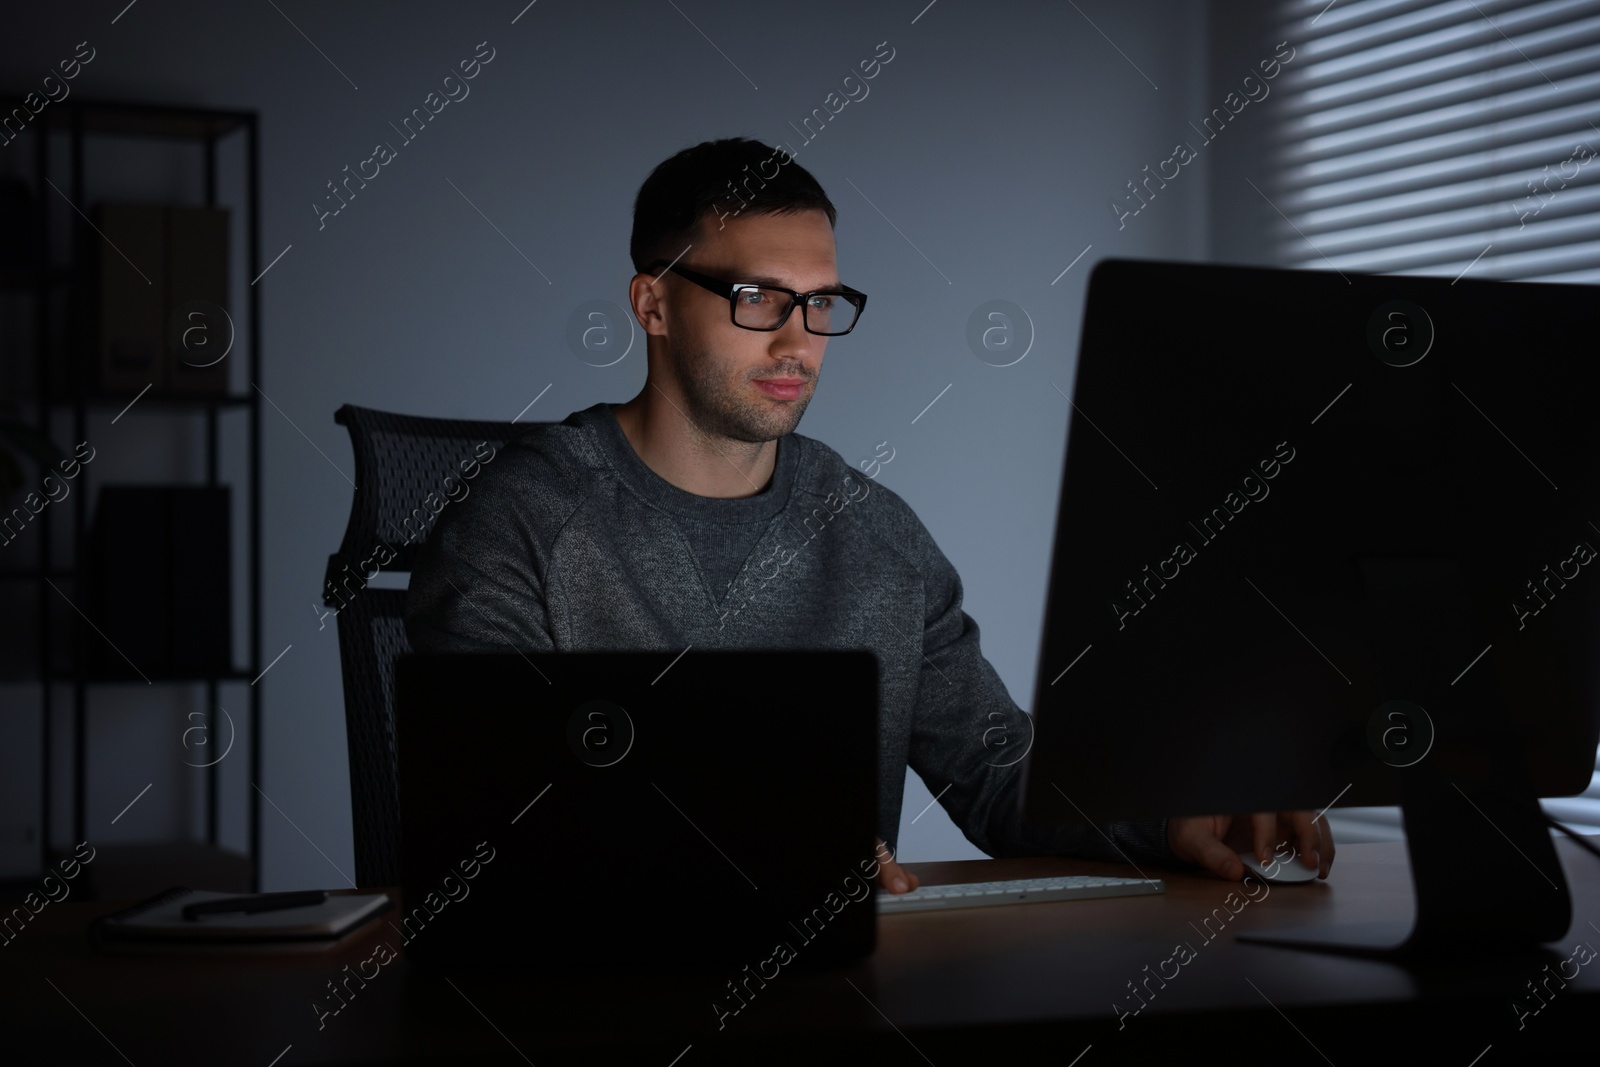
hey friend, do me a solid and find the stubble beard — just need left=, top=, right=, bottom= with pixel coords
left=670, top=339, right=812, bottom=446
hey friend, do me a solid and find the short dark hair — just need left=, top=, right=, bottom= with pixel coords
left=629, top=137, right=837, bottom=274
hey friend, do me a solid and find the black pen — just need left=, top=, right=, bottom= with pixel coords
left=182, top=890, right=329, bottom=920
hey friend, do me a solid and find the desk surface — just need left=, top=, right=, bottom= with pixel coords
left=2, top=838, right=1595, bottom=1065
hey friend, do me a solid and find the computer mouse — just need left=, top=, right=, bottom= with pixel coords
left=1237, top=851, right=1318, bottom=883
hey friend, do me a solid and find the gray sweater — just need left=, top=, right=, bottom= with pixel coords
left=405, top=402, right=1173, bottom=865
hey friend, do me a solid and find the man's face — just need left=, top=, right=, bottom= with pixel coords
left=654, top=208, right=838, bottom=444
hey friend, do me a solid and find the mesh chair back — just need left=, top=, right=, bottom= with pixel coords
left=326, top=403, right=537, bottom=886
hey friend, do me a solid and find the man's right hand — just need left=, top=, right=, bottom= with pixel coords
left=874, top=837, right=919, bottom=894
left=1167, top=810, right=1334, bottom=880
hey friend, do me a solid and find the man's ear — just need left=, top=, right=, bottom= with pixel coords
left=630, top=272, right=670, bottom=336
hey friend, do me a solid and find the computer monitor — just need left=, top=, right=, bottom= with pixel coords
left=1019, top=257, right=1600, bottom=958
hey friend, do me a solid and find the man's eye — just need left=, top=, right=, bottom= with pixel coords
left=739, top=289, right=769, bottom=304
left=809, top=294, right=837, bottom=309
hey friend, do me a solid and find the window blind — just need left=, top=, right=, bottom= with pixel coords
left=1268, top=0, right=1600, bottom=282
left=1268, top=0, right=1600, bottom=841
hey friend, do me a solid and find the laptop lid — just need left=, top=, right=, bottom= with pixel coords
left=394, top=649, right=879, bottom=970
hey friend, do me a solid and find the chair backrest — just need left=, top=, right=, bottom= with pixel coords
left=326, top=403, right=539, bottom=887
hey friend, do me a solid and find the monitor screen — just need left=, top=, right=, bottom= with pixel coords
left=1022, top=258, right=1600, bottom=833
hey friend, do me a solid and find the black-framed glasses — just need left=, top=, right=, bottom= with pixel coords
left=647, top=260, right=867, bottom=336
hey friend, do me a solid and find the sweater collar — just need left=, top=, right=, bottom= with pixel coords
left=585, top=402, right=799, bottom=523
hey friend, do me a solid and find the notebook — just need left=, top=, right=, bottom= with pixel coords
left=89, top=888, right=392, bottom=954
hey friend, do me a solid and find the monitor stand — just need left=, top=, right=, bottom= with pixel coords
left=1236, top=756, right=1571, bottom=958
left=1239, top=555, right=1573, bottom=959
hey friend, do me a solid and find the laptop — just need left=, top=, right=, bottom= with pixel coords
left=393, top=649, right=879, bottom=970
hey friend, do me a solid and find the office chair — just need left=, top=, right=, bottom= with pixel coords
left=325, top=403, right=538, bottom=887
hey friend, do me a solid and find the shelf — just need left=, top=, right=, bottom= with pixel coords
left=34, top=99, right=254, bottom=141
left=65, top=392, right=254, bottom=411
left=47, top=668, right=257, bottom=686
left=88, top=841, right=254, bottom=898
left=0, top=569, right=76, bottom=582
left=11, top=391, right=252, bottom=411
left=0, top=266, right=70, bottom=291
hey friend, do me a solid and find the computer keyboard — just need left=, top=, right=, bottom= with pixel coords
left=875, top=874, right=1164, bottom=913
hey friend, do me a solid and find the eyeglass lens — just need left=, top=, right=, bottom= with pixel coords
left=732, top=287, right=859, bottom=334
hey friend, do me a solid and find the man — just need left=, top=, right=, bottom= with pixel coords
left=405, top=137, right=1334, bottom=893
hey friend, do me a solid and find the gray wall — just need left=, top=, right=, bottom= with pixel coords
left=1, top=0, right=1233, bottom=887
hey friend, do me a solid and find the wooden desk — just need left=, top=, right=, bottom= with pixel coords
left=2, top=839, right=1595, bottom=1065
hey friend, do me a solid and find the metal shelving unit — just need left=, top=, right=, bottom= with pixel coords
left=5, top=99, right=264, bottom=890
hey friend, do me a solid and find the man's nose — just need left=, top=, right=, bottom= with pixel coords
left=772, top=304, right=821, bottom=357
